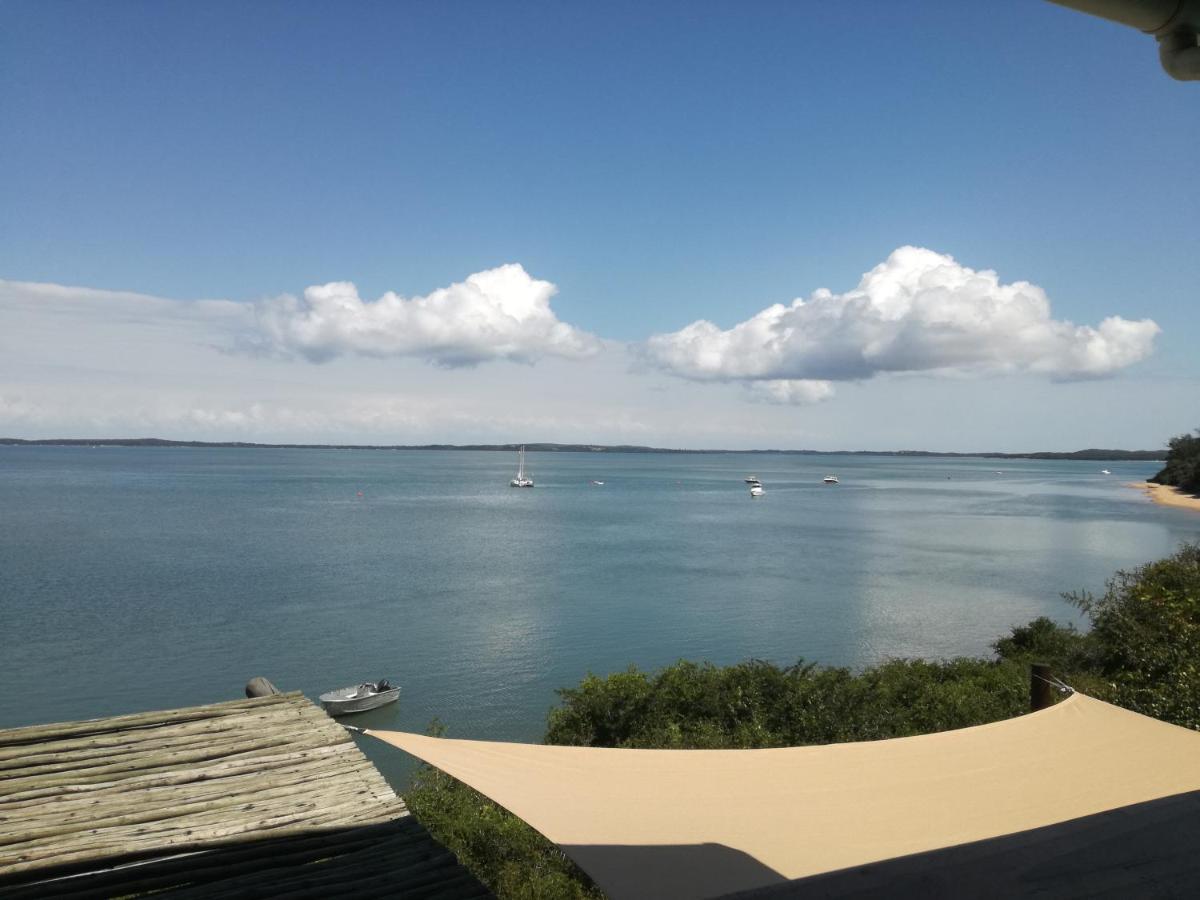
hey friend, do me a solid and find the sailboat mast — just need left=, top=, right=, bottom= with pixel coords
left=510, top=444, right=533, bottom=486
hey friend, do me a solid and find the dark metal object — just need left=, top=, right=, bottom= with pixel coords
left=245, top=676, right=281, bottom=698
left=1031, top=663, right=1055, bottom=711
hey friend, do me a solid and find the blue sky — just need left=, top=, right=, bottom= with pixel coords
left=1, top=2, right=1196, bottom=449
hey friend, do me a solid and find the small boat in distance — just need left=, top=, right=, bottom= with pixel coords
left=590, top=480, right=604, bottom=485
left=320, top=680, right=400, bottom=716
left=823, top=475, right=839, bottom=484
left=1101, top=469, right=1112, bottom=475
left=749, top=483, right=764, bottom=497
left=745, top=475, right=762, bottom=484
left=510, top=446, right=534, bottom=487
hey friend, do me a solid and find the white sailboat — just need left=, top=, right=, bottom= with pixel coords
left=510, top=446, right=534, bottom=487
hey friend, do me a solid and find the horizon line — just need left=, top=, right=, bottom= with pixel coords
left=0, top=437, right=1165, bottom=460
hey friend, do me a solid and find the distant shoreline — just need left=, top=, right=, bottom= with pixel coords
left=0, top=437, right=1165, bottom=461
left=1127, top=482, right=1200, bottom=513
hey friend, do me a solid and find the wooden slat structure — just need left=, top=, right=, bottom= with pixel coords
left=0, top=693, right=490, bottom=898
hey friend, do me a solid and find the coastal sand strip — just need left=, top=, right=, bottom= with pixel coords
left=1127, top=482, right=1200, bottom=512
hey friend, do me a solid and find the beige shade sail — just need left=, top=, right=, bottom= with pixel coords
left=367, top=694, right=1200, bottom=899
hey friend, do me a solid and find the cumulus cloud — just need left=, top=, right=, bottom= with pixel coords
left=642, top=247, right=1160, bottom=392
left=255, top=263, right=599, bottom=366
left=745, top=379, right=835, bottom=406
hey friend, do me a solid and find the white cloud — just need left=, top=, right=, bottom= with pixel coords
left=641, top=247, right=1160, bottom=388
left=745, top=379, right=835, bottom=405
left=255, top=264, right=599, bottom=366
left=1, top=267, right=1184, bottom=451
left=0, top=279, right=252, bottom=332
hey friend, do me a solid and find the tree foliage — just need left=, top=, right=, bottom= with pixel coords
left=989, top=544, right=1200, bottom=728
left=1065, top=544, right=1200, bottom=727
left=1150, top=429, right=1200, bottom=494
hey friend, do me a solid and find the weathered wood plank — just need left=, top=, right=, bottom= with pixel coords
left=0, top=722, right=345, bottom=779
left=0, top=776, right=397, bottom=847
left=0, top=694, right=488, bottom=897
left=0, top=741, right=365, bottom=807
left=0, top=706, right=340, bottom=768
left=0, top=801, right=407, bottom=876
left=0, top=693, right=305, bottom=747
left=0, top=760, right=388, bottom=832
left=0, top=730, right=347, bottom=795
left=2, top=782, right=407, bottom=865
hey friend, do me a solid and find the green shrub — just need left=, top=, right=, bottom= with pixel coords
left=546, top=656, right=1030, bottom=749
left=1065, top=543, right=1200, bottom=727
left=992, top=615, right=1089, bottom=665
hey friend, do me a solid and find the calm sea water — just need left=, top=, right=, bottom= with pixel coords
left=1, top=447, right=1197, bottom=784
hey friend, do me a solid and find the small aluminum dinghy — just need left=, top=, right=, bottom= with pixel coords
left=320, top=680, right=400, bottom=716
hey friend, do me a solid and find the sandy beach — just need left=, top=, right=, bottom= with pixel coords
left=1127, top=482, right=1200, bottom=513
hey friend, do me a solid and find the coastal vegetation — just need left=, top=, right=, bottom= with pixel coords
left=405, top=543, right=1200, bottom=898
left=1150, top=429, right=1200, bottom=495
left=1014, top=543, right=1200, bottom=729
left=544, top=657, right=1027, bottom=748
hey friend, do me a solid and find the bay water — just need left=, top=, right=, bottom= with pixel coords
left=2, top=447, right=1197, bottom=785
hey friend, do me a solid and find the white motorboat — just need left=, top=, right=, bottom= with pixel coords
left=1101, top=469, right=1112, bottom=475
left=823, top=475, right=839, bottom=484
left=510, top=446, right=534, bottom=487
left=749, top=483, right=764, bottom=497
left=319, top=680, right=400, bottom=716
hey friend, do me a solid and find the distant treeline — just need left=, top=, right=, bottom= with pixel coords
left=1150, top=429, right=1200, bottom=493
left=0, top=437, right=1165, bottom=460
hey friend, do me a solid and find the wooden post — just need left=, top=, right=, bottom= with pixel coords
left=1030, top=663, right=1054, bottom=711
left=245, top=677, right=281, bottom=698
